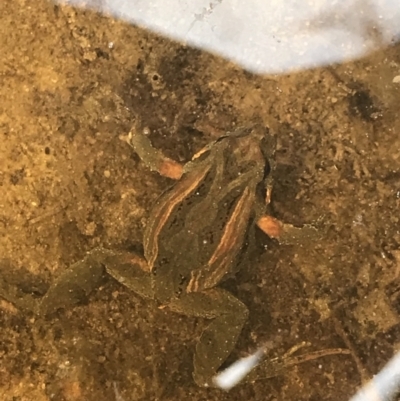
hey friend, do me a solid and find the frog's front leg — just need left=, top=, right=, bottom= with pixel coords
left=166, top=288, right=249, bottom=387
left=257, top=215, right=321, bottom=245
left=126, top=125, right=183, bottom=180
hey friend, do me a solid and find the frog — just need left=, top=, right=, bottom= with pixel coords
left=0, top=122, right=318, bottom=387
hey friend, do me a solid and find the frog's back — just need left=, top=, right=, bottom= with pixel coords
left=146, top=128, right=271, bottom=301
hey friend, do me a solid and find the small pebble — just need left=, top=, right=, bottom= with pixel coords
left=392, top=75, right=400, bottom=83
left=104, top=170, right=111, bottom=178
left=85, top=221, right=96, bottom=236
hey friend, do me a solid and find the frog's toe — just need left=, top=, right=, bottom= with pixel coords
left=192, top=369, right=214, bottom=388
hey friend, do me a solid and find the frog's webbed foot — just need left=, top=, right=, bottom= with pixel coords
left=166, top=288, right=248, bottom=387
left=39, top=247, right=114, bottom=315
left=125, top=124, right=183, bottom=180
left=40, top=248, right=153, bottom=315
left=0, top=248, right=152, bottom=316
left=0, top=250, right=107, bottom=316
left=256, top=215, right=321, bottom=246
left=0, top=259, right=48, bottom=314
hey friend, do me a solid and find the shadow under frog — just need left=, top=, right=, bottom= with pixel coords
left=1, top=125, right=319, bottom=387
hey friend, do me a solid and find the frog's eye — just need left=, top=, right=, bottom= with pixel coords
left=259, top=134, right=277, bottom=162
left=215, top=134, right=229, bottom=142
left=263, top=160, right=271, bottom=179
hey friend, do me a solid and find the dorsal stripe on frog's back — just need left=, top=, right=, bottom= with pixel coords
left=183, top=150, right=226, bottom=232
left=143, top=161, right=213, bottom=270
left=184, top=166, right=262, bottom=234
left=187, top=184, right=256, bottom=292
left=208, top=186, right=254, bottom=266
left=191, top=141, right=215, bottom=161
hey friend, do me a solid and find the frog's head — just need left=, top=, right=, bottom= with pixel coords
left=189, top=125, right=275, bottom=192
left=221, top=125, right=275, bottom=180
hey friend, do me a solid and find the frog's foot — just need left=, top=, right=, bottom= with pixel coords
left=256, top=215, right=321, bottom=246
left=166, top=288, right=248, bottom=387
left=40, top=248, right=152, bottom=315
left=0, top=259, right=48, bottom=315
left=125, top=125, right=183, bottom=180
left=0, top=249, right=111, bottom=316
left=39, top=247, right=114, bottom=315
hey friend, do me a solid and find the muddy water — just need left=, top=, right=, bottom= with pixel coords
left=0, top=1, right=399, bottom=400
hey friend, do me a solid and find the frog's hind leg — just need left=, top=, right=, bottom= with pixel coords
left=167, top=288, right=249, bottom=387
left=125, top=125, right=183, bottom=180
left=103, top=251, right=153, bottom=300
